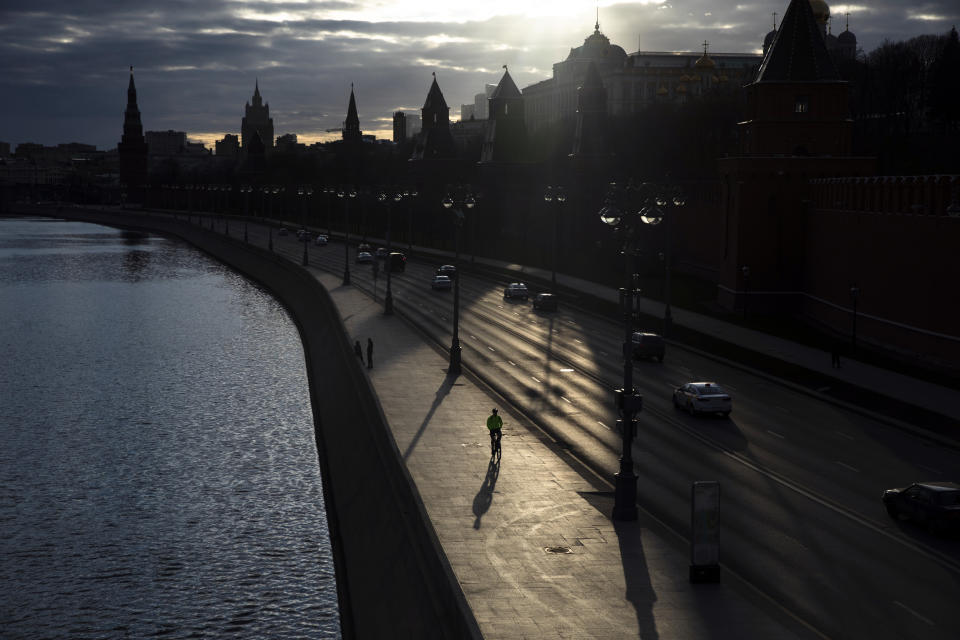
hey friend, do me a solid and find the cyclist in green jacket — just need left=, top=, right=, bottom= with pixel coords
left=487, top=408, right=503, bottom=459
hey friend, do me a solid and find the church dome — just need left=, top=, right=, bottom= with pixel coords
left=763, top=29, right=777, bottom=50
left=695, top=54, right=715, bottom=70
left=809, top=0, right=830, bottom=25
left=838, top=29, right=856, bottom=45
left=656, top=85, right=668, bottom=96
left=676, top=84, right=687, bottom=94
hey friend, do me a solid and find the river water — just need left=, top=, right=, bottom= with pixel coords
left=0, top=217, right=340, bottom=638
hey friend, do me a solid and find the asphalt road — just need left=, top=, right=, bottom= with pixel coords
left=249, top=219, right=960, bottom=640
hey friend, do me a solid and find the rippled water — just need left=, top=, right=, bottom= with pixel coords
left=0, top=217, right=340, bottom=639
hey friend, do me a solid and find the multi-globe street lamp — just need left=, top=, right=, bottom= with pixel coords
left=298, top=186, right=313, bottom=266
left=543, top=185, right=566, bottom=294
left=338, top=187, right=357, bottom=285
left=441, top=186, right=477, bottom=375
left=635, top=184, right=685, bottom=335
left=598, top=182, right=643, bottom=522
left=378, top=188, right=404, bottom=315
left=404, top=188, right=418, bottom=252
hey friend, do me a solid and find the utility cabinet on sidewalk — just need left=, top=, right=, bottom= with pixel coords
left=690, top=480, right=721, bottom=583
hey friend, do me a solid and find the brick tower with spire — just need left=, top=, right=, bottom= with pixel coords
left=716, top=0, right=873, bottom=313
left=413, top=73, right=456, bottom=160
left=480, top=66, right=528, bottom=163
left=118, top=66, right=148, bottom=204
left=343, top=84, right=362, bottom=143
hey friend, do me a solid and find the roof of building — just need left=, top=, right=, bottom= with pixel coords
left=755, top=0, right=841, bottom=82
left=423, top=75, right=448, bottom=111
left=490, top=68, right=521, bottom=100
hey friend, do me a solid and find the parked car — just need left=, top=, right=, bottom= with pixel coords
left=356, top=251, right=373, bottom=263
left=357, top=243, right=371, bottom=253
left=375, top=247, right=389, bottom=259
left=883, top=481, right=960, bottom=534
left=631, top=332, right=665, bottom=362
left=504, top=282, right=529, bottom=300
left=673, top=382, right=732, bottom=417
left=431, top=275, right=453, bottom=291
left=436, top=264, right=457, bottom=279
left=314, top=234, right=328, bottom=246
left=388, top=252, right=406, bottom=273
left=278, top=227, right=289, bottom=236
left=533, top=293, right=558, bottom=311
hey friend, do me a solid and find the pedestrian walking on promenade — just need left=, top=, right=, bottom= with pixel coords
left=487, top=408, right=503, bottom=459
left=354, top=340, right=364, bottom=365
left=367, top=338, right=374, bottom=369
left=830, top=339, right=842, bottom=369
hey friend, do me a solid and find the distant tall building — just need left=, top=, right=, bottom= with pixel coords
left=343, top=84, right=362, bottom=143
left=275, top=133, right=299, bottom=152
left=241, top=80, right=274, bottom=156
left=145, top=130, right=186, bottom=156
left=215, top=134, right=239, bottom=158
left=474, top=85, right=496, bottom=120
left=393, top=111, right=406, bottom=142
left=412, top=74, right=456, bottom=160
left=460, top=104, right=475, bottom=121
left=118, top=66, right=148, bottom=202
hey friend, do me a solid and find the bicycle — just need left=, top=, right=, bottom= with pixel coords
left=489, top=428, right=502, bottom=459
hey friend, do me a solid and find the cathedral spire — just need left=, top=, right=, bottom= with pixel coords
left=118, top=66, right=148, bottom=202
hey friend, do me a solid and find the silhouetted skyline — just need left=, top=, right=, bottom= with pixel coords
left=1, top=0, right=957, bottom=150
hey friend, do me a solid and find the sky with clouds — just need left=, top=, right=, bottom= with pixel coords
left=1, top=0, right=957, bottom=151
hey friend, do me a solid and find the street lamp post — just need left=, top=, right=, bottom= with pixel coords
left=377, top=189, right=401, bottom=315
left=298, top=186, right=313, bottom=266
left=405, top=188, right=418, bottom=252
left=599, top=184, right=641, bottom=522
left=442, top=187, right=477, bottom=375
left=850, top=284, right=860, bottom=353
left=544, top=186, right=566, bottom=293
left=636, top=184, right=684, bottom=336
left=338, top=187, right=356, bottom=285
left=741, top=265, right=751, bottom=320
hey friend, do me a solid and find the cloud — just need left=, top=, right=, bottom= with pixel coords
left=1, top=0, right=957, bottom=149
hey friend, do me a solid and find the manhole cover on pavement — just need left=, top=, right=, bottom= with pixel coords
left=544, top=546, right=572, bottom=554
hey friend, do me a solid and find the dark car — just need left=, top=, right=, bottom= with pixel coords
left=631, top=331, right=665, bottom=362
left=533, top=293, right=558, bottom=311
left=504, top=282, right=529, bottom=300
left=436, top=264, right=457, bottom=279
left=375, top=247, right=389, bottom=259
left=883, top=481, right=960, bottom=534
left=388, top=252, right=406, bottom=273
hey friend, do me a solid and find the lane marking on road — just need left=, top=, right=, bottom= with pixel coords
left=766, top=430, right=785, bottom=439
left=834, top=461, right=860, bottom=473
left=561, top=396, right=572, bottom=404
left=507, top=360, right=516, bottom=367
left=918, top=464, right=942, bottom=475
left=725, top=384, right=737, bottom=391
left=892, top=601, right=934, bottom=626
left=598, top=421, right=610, bottom=430
left=574, top=338, right=583, bottom=344
left=559, top=368, right=574, bottom=373
left=599, top=350, right=609, bottom=356
left=775, top=405, right=788, bottom=412
left=470, top=334, right=477, bottom=340
left=816, top=386, right=831, bottom=392
left=488, top=346, right=496, bottom=352
left=531, top=376, right=541, bottom=383
left=835, top=431, right=855, bottom=440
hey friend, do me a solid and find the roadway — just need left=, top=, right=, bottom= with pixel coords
left=243, top=217, right=960, bottom=640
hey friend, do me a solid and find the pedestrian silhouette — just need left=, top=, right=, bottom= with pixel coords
left=354, top=340, right=364, bottom=365
left=367, top=338, right=373, bottom=369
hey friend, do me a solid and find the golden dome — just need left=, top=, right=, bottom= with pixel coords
left=809, top=0, right=830, bottom=24
left=657, top=85, right=668, bottom=96
left=694, top=54, right=715, bottom=70
left=676, top=84, right=688, bottom=94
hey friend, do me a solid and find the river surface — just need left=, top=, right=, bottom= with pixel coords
left=0, top=217, right=340, bottom=638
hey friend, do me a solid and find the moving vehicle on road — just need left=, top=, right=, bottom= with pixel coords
left=631, top=331, right=665, bottom=362
left=375, top=247, right=389, bottom=259
left=436, top=264, right=457, bottom=279
left=356, top=251, right=373, bottom=263
left=533, top=293, right=558, bottom=311
left=673, top=382, right=732, bottom=417
left=314, top=234, right=328, bottom=246
left=388, top=252, right=406, bottom=272
left=503, top=282, right=529, bottom=300
left=357, top=242, right=371, bottom=253
left=431, top=275, right=452, bottom=290
left=278, top=227, right=289, bottom=236
left=883, top=481, right=960, bottom=534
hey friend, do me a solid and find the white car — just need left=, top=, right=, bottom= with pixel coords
left=673, top=382, right=732, bottom=417
left=431, top=275, right=453, bottom=291
left=503, top=282, right=529, bottom=300
left=355, top=251, right=373, bottom=263
left=314, top=234, right=328, bottom=246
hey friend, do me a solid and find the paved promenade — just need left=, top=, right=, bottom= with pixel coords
left=312, top=267, right=821, bottom=639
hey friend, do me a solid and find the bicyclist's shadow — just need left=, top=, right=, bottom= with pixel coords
left=472, top=458, right=501, bottom=529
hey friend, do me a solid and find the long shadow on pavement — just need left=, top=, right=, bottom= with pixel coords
left=580, top=490, right=660, bottom=640
left=402, top=372, right=456, bottom=461
left=472, top=458, right=501, bottom=529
